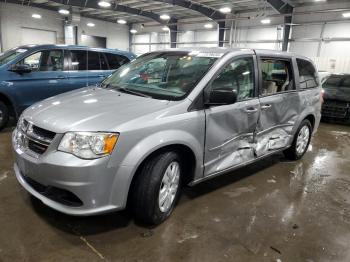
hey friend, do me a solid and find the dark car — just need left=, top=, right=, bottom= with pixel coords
left=0, top=44, right=135, bottom=130
left=322, top=74, right=350, bottom=122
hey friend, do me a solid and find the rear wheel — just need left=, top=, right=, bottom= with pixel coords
left=284, top=119, right=312, bottom=160
left=131, top=151, right=182, bottom=225
left=0, top=101, right=9, bottom=131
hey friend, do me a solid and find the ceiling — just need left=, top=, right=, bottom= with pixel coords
left=2, top=0, right=348, bottom=24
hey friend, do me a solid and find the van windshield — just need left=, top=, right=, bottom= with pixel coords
left=101, top=51, right=218, bottom=100
left=0, top=48, right=28, bottom=66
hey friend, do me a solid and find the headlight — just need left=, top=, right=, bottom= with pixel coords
left=58, top=132, right=119, bottom=159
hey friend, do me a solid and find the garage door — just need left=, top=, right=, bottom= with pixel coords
left=21, top=28, right=57, bottom=45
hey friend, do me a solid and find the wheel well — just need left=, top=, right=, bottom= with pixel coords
left=304, top=114, right=315, bottom=130
left=0, top=93, right=16, bottom=118
left=127, top=144, right=197, bottom=204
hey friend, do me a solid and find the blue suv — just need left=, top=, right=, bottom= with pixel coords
left=0, top=44, right=135, bottom=130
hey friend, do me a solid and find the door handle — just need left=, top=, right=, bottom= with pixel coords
left=98, top=74, right=105, bottom=78
left=57, top=75, right=67, bottom=79
left=261, top=104, right=272, bottom=110
left=245, top=107, right=258, bottom=114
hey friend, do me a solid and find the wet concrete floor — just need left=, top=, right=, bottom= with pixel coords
left=0, top=123, right=350, bottom=262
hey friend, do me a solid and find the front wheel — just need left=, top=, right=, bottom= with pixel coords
left=284, top=119, right=312, bottom=160
left=0, top=101, right=9, bottom=131
left=131, top=151, right=182, bottom=225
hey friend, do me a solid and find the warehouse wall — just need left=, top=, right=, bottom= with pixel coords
left=0, top=3, right=129, bottom=52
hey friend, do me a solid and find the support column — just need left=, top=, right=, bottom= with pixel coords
left=169, top=24, right=177, bottom=48
left=218, top=21, right=225, bottom=47
left=282, top=16, right=292, bottom=51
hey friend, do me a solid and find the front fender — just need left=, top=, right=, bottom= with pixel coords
left=108, top=129, right=204, bottom=208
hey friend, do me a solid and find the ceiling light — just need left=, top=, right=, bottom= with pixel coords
left=98, top=1, right=111, bottom=7
left=130, top=29, right=137, bottom=34
left=87, top=22, right=95, bottom=27
left=343, top=12, right=350, bottom=18
left=314, top=0, right=326, bottom=2
left=58, top=9, right=70, bottom=15
left=117, top=19, right=127, bottom=24
left=204, top=23, right=213, bottom=29
left=261, top=19, right=271, bottom=24
left=162, top=26, right=170, bottom=31
left=219, top=7, right=231, bottom=14
left=32, top=14, right=42, bottom=19
left=160, top=14, right=170, bottom=20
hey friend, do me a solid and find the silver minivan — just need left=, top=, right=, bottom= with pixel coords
left=12, top=48, right=322, bottom=225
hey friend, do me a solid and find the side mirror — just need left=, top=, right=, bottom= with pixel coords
left=206, top=89, right=237, bottom=106
left=9, top=64, right=32, bottom=74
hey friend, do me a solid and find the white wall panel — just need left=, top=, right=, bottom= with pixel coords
left=289, top=42, right=319, bottom=57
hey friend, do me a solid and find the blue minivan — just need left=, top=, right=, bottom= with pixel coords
left=0, top=44, right=135, bottom=130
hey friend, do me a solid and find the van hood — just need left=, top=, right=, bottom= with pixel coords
left=323, top=86, right=350, bottom=102
left=22, top=87, right=176, bottom=133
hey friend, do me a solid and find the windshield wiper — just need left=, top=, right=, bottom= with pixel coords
left=109, top=85, right=152, bottom=98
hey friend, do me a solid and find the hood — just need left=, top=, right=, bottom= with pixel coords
left=323, top=86, right=350, bottom=102
left=23, top=87, right=175, bottom=133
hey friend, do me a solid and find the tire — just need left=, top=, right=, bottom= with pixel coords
left=0, top=101, right=9, bottom=131
left=131, top=151, right=182, bottom=225
left=284, top=119, right=312, bottom=160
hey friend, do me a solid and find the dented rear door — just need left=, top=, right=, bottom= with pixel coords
left=204, top=55, right=260, bottom=177
left=255, top=56, right=301, bottom=157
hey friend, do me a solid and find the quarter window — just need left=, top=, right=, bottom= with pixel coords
left=211, top=57, right=255, bottom=101
left=105, top=53, right=129, bottom=69
left=297, top=59, right=318, bottom=89
left=260, top=59, right=294, bottom=95
left=88, top=51, right=100, bottom=70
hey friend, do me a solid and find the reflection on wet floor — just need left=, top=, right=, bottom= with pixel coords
left=0, top=123, right=350, bottom=262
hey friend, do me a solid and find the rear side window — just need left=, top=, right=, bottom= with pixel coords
left=297, top=59, right=318, bottom=89
left=260, top=59, right=294, bottom=96
left=70, top=50, right=87, bottom=71
left=99, top=53, right=109, bottom=70
left=105, top=53, right=129, bottom=69
left=88, top=51, right=100, bottom=70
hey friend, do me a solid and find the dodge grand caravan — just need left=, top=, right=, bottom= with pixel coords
left=0, top=44, right=135, bottom=130
left=12, top=48, right=322, bottom=225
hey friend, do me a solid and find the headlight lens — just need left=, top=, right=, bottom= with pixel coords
left=58, top=132, right=119, bottom=159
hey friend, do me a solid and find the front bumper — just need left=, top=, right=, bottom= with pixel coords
left=322, top=100, right=350, bottom=121
left=12, top=130, right=133, bottom=216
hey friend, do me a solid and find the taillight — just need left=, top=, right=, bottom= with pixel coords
left=320, top=89, right=325, bottom=104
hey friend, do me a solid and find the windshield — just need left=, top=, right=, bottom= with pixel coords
left=101, top=51, right=218, bottom=100
left=0, top=48, right=28, bottom=66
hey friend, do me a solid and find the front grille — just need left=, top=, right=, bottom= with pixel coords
left=23, top=175, right=83, bottom=207
left=17, top=120, right=56, bottom=156
left=322, top=100, right=350, bottom=119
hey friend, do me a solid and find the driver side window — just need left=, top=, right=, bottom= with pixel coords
left=211, top=57, right=255, bottom=101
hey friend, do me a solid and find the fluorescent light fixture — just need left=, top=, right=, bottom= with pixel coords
left=315, top=0, right=326, bottom=2
left=98, top=1, right=111, bottom=7
left=162, top=26, right=170, bottom=31
left=130, top=29, right=137, bottom=34
left=261, top=19, right=271, bottom=24
left=343, top=12, right=350, bottom=18
left=219, top=7, right=231, bottom=13
left=87, top=22, right=95, bottom=27
left=204, top=23, right=213, bottom=29
left=32, top=14, right=42, bottom=19
left=117, top=19, right=127, bottom=24
left=160, top=14, right=170, bottom=20
left=58, top=9, right=70, bottom=15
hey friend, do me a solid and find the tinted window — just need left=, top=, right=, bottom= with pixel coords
left=323, top=75, right=342, bottom=88
left=88, top=51, right=100, bottom=70
left=297, top=59, right=318, bottom=89
left=261, top=59, right=294, bottom=95
left=100, top=53, right=109, bottom=70
left=70, top=50, right=88, bottom=71
left=211, top=57, right=255, bottom=101
left=40, top=50, right=64, bottom=71
left=105, top=53, right=129, bottom=69
left=342, top=77, right=350, bottom=88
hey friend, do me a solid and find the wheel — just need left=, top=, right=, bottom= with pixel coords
left=0, top=101, right=9, bottom=131
left=131, top=151, right=182, bottom=225
left=284, top=119, right=312, bottom=160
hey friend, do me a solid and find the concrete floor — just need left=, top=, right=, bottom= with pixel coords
left=0, top=123, right=350, bottom=262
